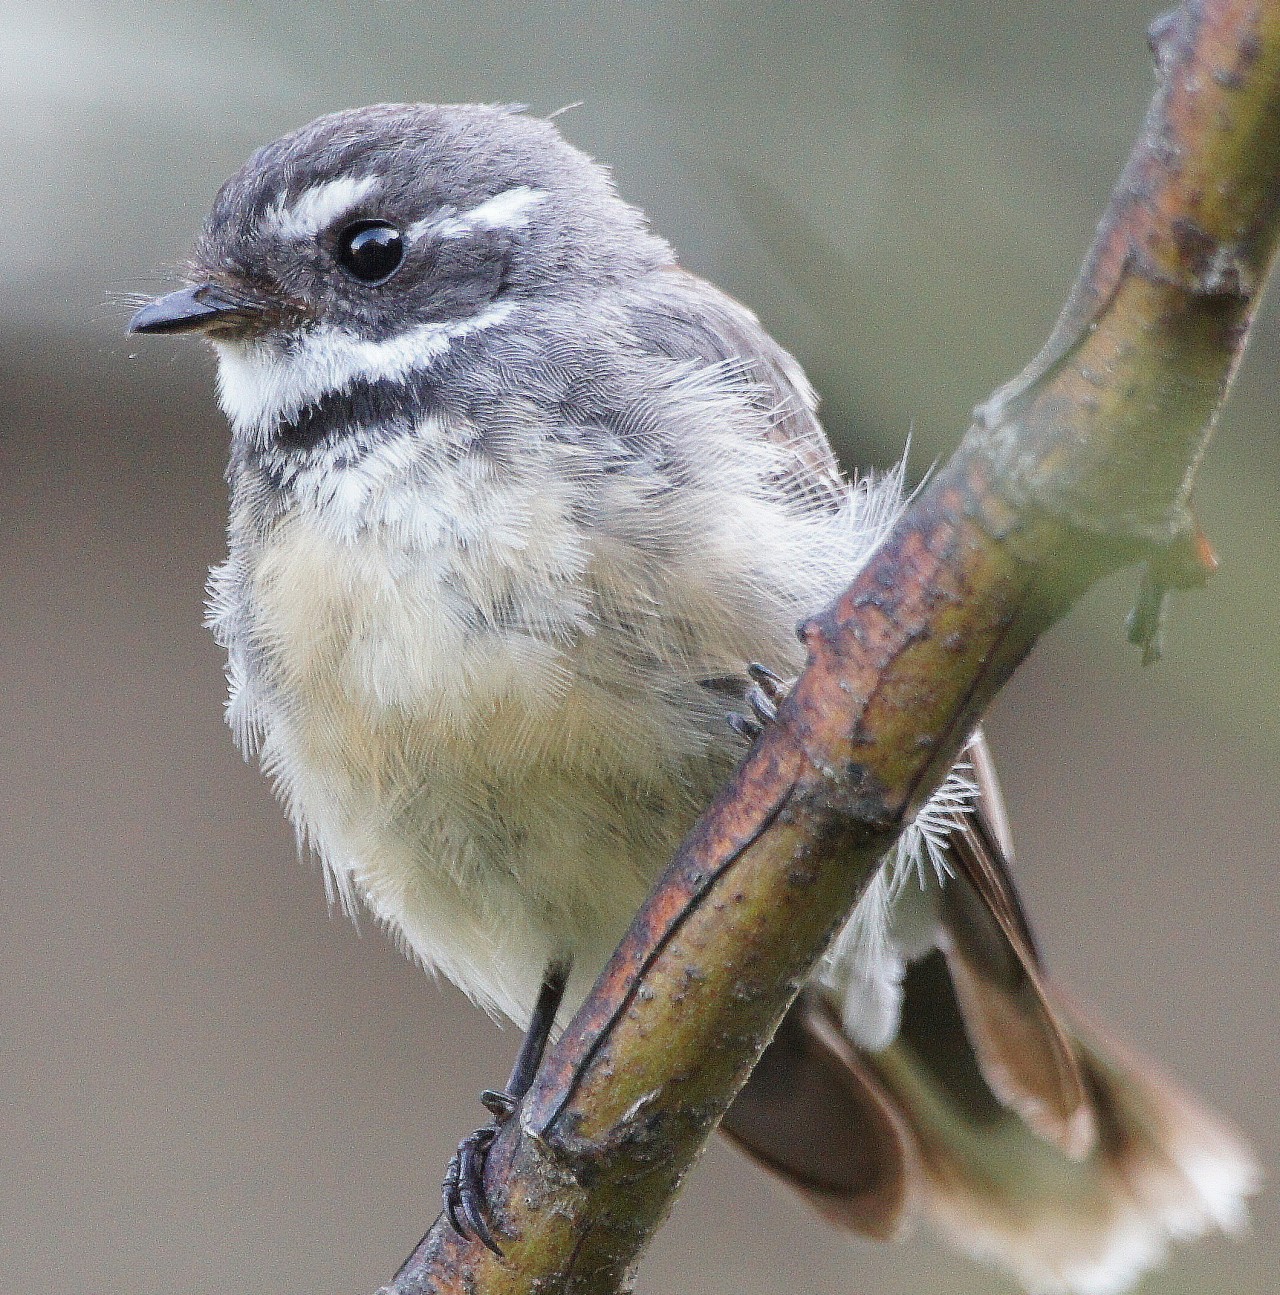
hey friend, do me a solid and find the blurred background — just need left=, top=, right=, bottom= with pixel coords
left=2, top=2, right=1276, bottom=1293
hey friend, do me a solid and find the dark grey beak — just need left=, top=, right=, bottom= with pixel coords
left=128, top=284, right=248, bottom=335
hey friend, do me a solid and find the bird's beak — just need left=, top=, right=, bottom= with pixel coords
left=127, top=283, right=250, bottom=336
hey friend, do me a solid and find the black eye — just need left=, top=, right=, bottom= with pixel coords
left=335, top=220, right=404, bottom=283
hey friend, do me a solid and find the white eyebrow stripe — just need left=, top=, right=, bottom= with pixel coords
left=213, top=299, right=519, bottom=439
left=269, top=175, right=380, bottom=240
left=408, top=185, right=547, bottom=242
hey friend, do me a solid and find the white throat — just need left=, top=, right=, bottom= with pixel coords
left=213, top=301, right=517, bottom=439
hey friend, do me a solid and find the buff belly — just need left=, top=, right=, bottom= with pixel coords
left=231, top=504, right=741, bottom=1025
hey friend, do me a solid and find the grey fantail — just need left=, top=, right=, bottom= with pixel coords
left=129, top=103, right=1257, bottom=1292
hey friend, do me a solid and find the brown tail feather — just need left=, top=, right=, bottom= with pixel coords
left=720, top=733, right=1258, bottom=1293
left=864, top=954, right=1258, bottom=1294
left=942, top=824, right=1095, bottom=1158
left=721, top=994, right=911, bottom=1240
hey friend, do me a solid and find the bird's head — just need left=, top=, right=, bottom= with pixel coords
left=128, top=103, right=670, bottom=443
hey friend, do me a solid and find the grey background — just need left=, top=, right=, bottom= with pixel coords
left=2, top=3, right=1276, bottom=1293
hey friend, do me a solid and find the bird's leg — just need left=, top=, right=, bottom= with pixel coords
left=442, top=960, right=570, bottom=1254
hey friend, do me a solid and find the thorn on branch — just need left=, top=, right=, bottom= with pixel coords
left=1125, top=522, right=1219, bottom=664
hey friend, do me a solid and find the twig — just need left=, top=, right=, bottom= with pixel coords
left=381, top=3, right=1280, bottom=1291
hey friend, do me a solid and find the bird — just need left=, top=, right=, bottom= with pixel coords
left=128, top=103, right=1257, bottom=1294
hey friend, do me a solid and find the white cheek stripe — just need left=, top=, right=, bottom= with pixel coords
left=268, top=175, right=379, bottom=240
left=409, top=185, right=547, bottom=242
left=213, top=299, right=517, bottom=437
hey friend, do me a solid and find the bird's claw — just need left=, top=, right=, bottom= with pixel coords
left=442, top=1104, right=513, bottom=1255
left=479, top=1088, right=518, bottom=1120
left=727, top=711, right=762, bottom=740
left=746, top=683, right=777, bottom=725
left=730, top=664, right=793, bottom=739
left=747, top=662, right=789, bottom=704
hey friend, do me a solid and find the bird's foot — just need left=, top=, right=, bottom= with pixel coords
left=441, top=1089, right=518, bottom=1255
left=728, top=663, right=792, bottom=740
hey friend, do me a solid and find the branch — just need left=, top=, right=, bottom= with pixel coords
left=381, top=4, right=1280, bottom=1291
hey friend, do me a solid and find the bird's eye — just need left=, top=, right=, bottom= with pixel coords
left=335, top=221, right=404, bottom=283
